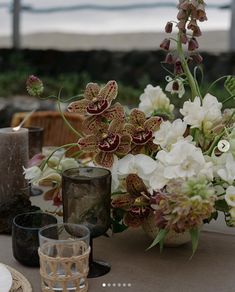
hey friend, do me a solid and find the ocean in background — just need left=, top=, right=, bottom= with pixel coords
left=0, top=0, right=232, bottom=36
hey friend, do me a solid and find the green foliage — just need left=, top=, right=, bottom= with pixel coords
left=190, top=228, right=200, bottom=256
left=146, top=229, right=168, bottom=251
left=224, top=76, right=235, bottom=96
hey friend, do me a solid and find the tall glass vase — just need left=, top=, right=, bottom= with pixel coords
left=62, top=167, right=111, bottom=278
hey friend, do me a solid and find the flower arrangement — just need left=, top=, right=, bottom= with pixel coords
left=25, top=0, right=235, bottom=253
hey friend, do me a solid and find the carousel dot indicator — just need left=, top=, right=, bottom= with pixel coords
left=102, top=283, right=106, bottom=287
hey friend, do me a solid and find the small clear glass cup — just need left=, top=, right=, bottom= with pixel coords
left=38, top=223, right=90, bottom=292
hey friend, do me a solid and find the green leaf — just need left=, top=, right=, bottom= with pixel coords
left=215, top=199, right=230, bottom=213
left=224, top=76, right=235, bottom=96
left=146, top=229, right=168, bottom=251
left=203, top=211, right=218, bottom=224
left=190, top=228, right=200, bottom=257
left=111, top=219, right=128, bottom=233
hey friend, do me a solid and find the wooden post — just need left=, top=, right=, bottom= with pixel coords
left=230, top=0, right=235, bottom=51
left=12, top=0, right=21, bottom=49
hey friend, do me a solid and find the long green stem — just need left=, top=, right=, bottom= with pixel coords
left=57, top=94, right=83, bottom=138
left=177, top=33, right=201, bottom=100
left=40, top=143, right=78, bottom=171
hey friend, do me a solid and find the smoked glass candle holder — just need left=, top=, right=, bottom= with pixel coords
left=12, top=212, right=57, bottom=267
left=62, top=167, right=111, bottom=278
left=27, top=126, right=44, bottom=159
left=38, top=223, right=90, bottom=292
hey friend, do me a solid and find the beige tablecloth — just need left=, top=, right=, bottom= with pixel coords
left=1, top=230, right=235, bottom=292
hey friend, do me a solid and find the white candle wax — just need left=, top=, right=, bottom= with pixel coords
left=0, top=127, right=29, bottom=203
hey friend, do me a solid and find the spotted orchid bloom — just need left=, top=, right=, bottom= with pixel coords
left=124, top=109, right=162, bottom=154
left=78, top=119, right=131, bottom=168
left=68, top=80, right=118, bottom=116
left=111, top=174, right=151, bottom=228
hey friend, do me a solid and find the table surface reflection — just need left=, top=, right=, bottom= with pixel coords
left=0, top=229, right=235, bottom=292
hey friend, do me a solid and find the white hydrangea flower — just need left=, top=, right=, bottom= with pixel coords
left=225, top=186, right=235, bottom=207
left=23, top=166, right=41, bottom=183
left=155, top=140, right=213, bottom=181
left=217, top=153, right=235, bottom=184
left=165, top=76, right=185, bottom=98
left=117, top=154, right=157, bottom=186
left=180, top=94, right=222, bottom=131
left=138, top=84, right=174, bottom=117
left=149, top=163, right=169, bottom=190
left=153, top=119, right=189, bottom=150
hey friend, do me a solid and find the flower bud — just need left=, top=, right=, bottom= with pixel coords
left=188, top=37, right=199, bottom=51
left=177, top=20, right=186, bottom=30
left=26, top=75, right=44, bottom=96
left=180, top=33, right=188, bottom=44
left=192, top=53, right=203, bottom=64
left=164, top=53, right=174, bottom=64
left=174, top=59, right=183, bottom=75
left=179, top=0, right=190, bottom=10
left=165, top=22, right=173, bottom=33
left=160, top=38, right=171, bottom=51
left=193, top=26, right=202, bottom=37
left=177, top=9, right=187, bottom=20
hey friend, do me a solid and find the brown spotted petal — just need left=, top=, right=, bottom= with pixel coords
left=82, top=116, right=104, bottom=135
left=111, top=193, right=134, bottom=209
left=99, top=80, right=118, bottom=102
left=84, top=83, right=100, bottom=100
left=123, top=212, right=143, bottom=228
left=129, top=109, right=146, bottom=127
left=94, top=151, right=114, bottom=168
left=108, top=119, right=124, bottom=134
left=104, top=103, right=125, bottom=122
left=144, top=116, right=162, bottom=132
left=132, top=130, right=152, bottom=145
left=116, top=134, right=131, bottom=155
left=67, top=99, right=90, bottom=114
left=78, top=135, right=98, bottom=152
left=124, top=123, right=136, bottom=136
left=126, top=174, right=148, bottom=197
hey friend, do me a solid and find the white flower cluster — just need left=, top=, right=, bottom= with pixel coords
left=112, top=84, right=235, bottom=222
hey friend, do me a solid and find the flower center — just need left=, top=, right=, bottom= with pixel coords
left=87, top=99, right=109, bottom=115
left=98, top=133, right=120, bottom=152
left=132, top=130, right=152, bottom=145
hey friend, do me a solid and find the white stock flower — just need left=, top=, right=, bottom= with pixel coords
left=117, top=154, right=157, bottom=185
left=23, top=166, right=41, bottom=183
left=138, top=84, right=174, bottom=117
left=225, top=186, right=235, bottom=207
left=180, top=94, right=222, bottom=131
left=149, top=163, right=168, bottom=190
left=230, top=207, right=235, bottom=219
left=165, top=76, right=185, bottom=98
left=153, top=119, right=189, bottom=150
left=156, top=140, right=213, bottom=181
left=37, top=167, right=61, bottom=186
left=217, top=153, right=235, bottom=184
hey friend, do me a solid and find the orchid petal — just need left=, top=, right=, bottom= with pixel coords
left=94, top=151, right=114, bottom=168
left=78, top=135, right=98, bottom=152
left=67, top=99, right=90, bottom=114
left=99, top=80, right=118, bottom=102
left=84, top=83, right=100, bottom=100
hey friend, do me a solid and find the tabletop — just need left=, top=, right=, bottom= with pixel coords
left=1, top=229, right=235, bottom=292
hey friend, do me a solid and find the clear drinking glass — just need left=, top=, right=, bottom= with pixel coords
left=62, top=167, right=111, bottom=278
left=38, top=223, right=90, bottom=292
left=12, top=212, right=57, bottom=267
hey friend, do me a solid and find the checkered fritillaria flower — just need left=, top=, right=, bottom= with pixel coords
left=78, top=119, right=131, bottom=168
left=111, top=174, right=151, bottom=228
left=125, top=109, right=162, bottom=154
left=26, top=75, right=44, bottom=96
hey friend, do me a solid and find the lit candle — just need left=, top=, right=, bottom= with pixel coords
left=0, top=127, right=29, bottom=204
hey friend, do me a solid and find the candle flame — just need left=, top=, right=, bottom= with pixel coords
left=12, top=109, right=37, bottom=132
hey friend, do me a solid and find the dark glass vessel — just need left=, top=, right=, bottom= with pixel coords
left=62, top=167, right=111, bottom=278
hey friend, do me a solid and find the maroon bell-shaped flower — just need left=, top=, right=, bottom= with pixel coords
left=192, top=53, right=203, bottom=64
left=180, top=33, right=188, bottom=44
left=165, top=22, right=173, bottom=33
left=174, top=59, right=183, bottom=75
left=164, top=53, right=174, bottom=64
left=160, top=38, right=171, bottom=51
left=188, top=37, right=199, bottom=51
